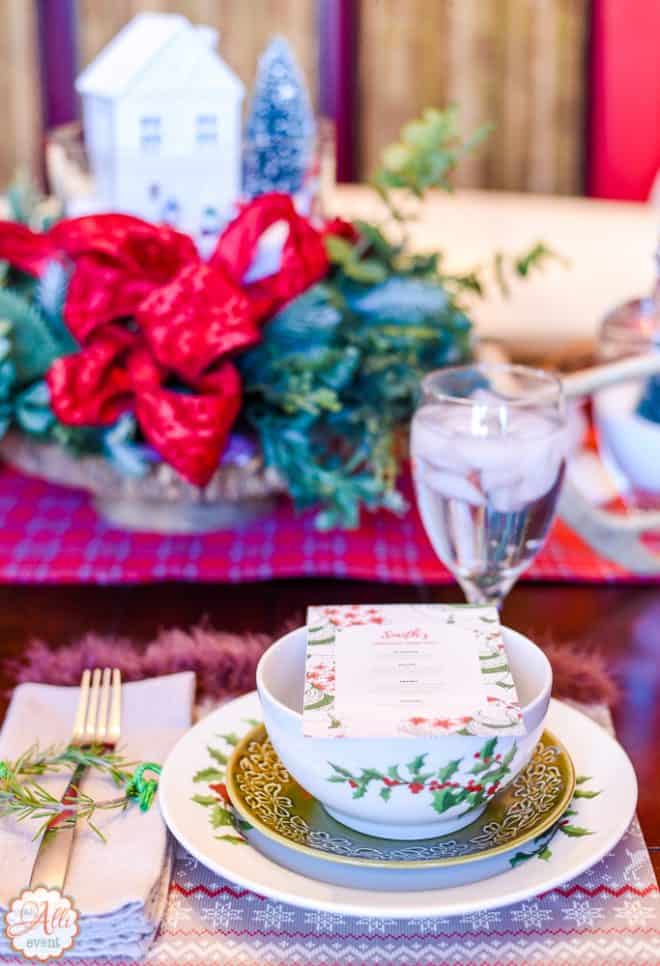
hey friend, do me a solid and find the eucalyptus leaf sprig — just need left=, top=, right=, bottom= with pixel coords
left=372, top=105, right=493, bottom=224
left=0, top=745, right=160, bottom=841
left=351, top=105, right=565, bottom=300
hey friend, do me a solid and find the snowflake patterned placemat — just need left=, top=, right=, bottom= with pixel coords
left=149, top=704, right=660, bottom=966
left=2, top=703, right=656, bottom=966
left=303, top=604, right=525, bottom=738
left=146, top=815, right=660, bottom=966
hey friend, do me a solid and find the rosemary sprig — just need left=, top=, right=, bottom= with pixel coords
left=0, top=744, right=159, bottom=840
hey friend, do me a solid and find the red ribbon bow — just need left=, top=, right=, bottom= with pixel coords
left=0, top=194, right=333, bottom=486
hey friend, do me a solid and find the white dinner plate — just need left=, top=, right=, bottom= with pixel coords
left=159, top=694, right=637, bottom=918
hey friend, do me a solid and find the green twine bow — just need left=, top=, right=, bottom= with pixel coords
left=125, top=763, right=161, bottom=812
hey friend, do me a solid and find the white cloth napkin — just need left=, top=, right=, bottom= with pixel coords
left=0, top=672, right=195, bottom=959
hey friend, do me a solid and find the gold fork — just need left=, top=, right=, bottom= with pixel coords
left=29, top=668, right=122, bottom=890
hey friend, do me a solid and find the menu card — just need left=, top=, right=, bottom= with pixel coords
left=302, top=604, right=526, bottom=739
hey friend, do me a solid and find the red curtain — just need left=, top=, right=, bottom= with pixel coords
left=588, top=0, right=660, bottom=200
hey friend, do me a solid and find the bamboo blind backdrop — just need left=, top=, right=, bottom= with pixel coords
left=0, top=0, right=588, bottom=194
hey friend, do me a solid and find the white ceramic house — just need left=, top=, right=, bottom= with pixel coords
left=76, top=13, right=245, bottom=236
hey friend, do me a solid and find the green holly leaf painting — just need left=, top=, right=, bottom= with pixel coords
left=560, top=824, right=592, bottom=837
left=207, top=746, right=228, bottom=767
left=191, top=794, right=218, bottom=807
left=192, top=767, right=224, bottom=783
left=406, top=754, right=427, bottom=776
left=328, top=762, right=353, bottom=778
left=359, top=769, right=384, bottom=782
left=573, top=789, right=600, bottom=799
left=510, top=851, right=533, bottom=868
left=480, top=664, right=509, bottom=675
left=387, top=765, right=404, bottom=782
left=304, top=692, right=335, bottom=712
left=210, top=805, right=235, bottom=830
left=470, top=760, right=492, bottom=775
left=538, top=846, right=553, bottom=861
left=380, top=786, right=392, bottom=802
left=500, top=744, right=517, bottom=768
left=575, top=775, right=591, bottom=785
left=218, top=732, right=240, bottom=747
left=481, top=738, right=498, bottom=760
left=437, top=760, right=461, bottom=781
left=432, top=788, right=460, bottom=814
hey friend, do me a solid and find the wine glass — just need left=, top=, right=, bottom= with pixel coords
left=411, top=364, right=567, bottom=608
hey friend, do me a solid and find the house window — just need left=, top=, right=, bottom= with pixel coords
left=195, top=114, right=218, bottom=146
left=140, top=116, right=161, bottom=151
left=161, top=197, right=180, bottom=226
left=200, top=205, right=221, bottom=237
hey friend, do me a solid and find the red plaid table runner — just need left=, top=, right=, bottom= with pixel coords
left=0, top=467, right=651, bottom=585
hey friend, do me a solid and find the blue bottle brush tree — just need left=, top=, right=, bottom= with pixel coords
left=243, top=36, right=315, bottom=197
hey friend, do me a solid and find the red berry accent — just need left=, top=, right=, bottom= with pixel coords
left=474, top=784, right=483, bottom=792
left=473, top=752, right=481, bottom=758
left=348, top=780, right=357, bottom=788
left=209, top=782, right=230, bottom=803
left=409, top=782, right=424, bottom=794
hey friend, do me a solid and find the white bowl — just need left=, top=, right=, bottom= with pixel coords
left=257, top=625, right=552, bottom=840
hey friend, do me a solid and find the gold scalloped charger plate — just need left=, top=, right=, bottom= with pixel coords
left=159, top=694, right=638, bottom=916
left=226, top=724, right=575, bottom=871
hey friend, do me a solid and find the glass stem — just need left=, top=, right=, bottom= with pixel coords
left=458, top=574, right=514, bottom=611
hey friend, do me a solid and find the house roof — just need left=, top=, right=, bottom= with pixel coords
left=76, top=12, right=244, bottom=99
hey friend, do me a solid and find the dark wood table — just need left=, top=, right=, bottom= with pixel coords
left=0, top=580, right=658, bottom=877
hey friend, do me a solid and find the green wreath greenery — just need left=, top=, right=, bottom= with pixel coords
left=0, top=108, right=556, bottom=529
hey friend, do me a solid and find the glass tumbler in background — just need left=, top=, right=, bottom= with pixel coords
left=411, top=364, right=568, bottom=608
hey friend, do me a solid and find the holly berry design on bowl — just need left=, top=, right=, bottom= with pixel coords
left=326, top=737, right=516, bottom=815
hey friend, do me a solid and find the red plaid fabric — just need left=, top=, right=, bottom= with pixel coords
left=0, top=467, right=653, bottom=585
